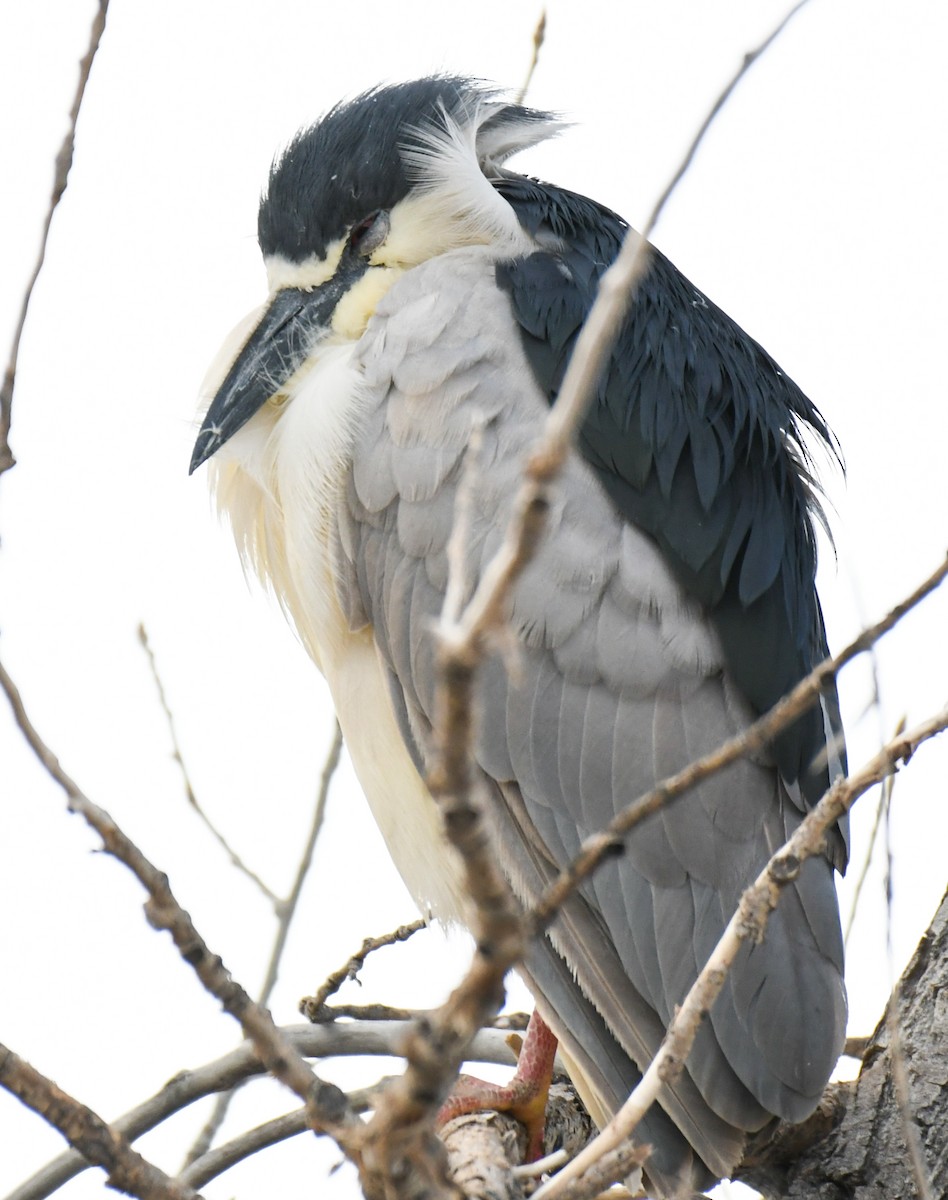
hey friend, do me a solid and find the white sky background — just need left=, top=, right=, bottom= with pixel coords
left=1, top=1, right=946, bottom=1197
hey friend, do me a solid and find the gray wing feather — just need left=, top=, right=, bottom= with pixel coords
left=338, top=249, right=846, bottom=1188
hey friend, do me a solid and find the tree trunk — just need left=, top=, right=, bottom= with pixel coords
left=739, top=887, right=948, bottom=1199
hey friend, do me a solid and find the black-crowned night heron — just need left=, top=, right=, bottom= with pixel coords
left=191, top=77, right=847, bottom=1197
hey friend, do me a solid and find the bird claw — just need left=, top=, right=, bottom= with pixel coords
left=436, top=1011, right=558, bottom=1161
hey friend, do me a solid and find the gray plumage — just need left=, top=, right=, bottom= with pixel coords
left=332, top=250, right=845, bottom=1190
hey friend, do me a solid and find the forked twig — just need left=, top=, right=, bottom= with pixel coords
left=304, top=918, right=427, bottom=1014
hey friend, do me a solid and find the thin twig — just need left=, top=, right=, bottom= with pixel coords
left=182, top=1104, right=319, bottom=1190
left=0, top=1042, right=201, bottom=1200
left=844, top=716, right=905, bottom=947
left=443, top=424, right=485, bottom=627
left=303, top=917, right=426, bottom=1014
left=0, top=657, right=364, bottom=1169
left=262, top=720, right=343, bottom=998
left=643, top=0, right=814, bottom=246
left=179, top=1111, right=313, bottom=1189
left=535, top=1141, right=649, bottom=1200
left=0, top=0, right=110, bottom=477
left=534, top=705, right=948, bottom=1200
left=840, top=555, right=893, bottom=948
left=511, top=1148, right=569, bottom=1180
left=181, top=1085, right=383, bottom=1190
left=514, top=10, right=547, bottom=106
left=529, top=555, right=948, bottom=936
left=843, top=1035, right=871, bottom=1061
left=137, top=623, right=279, bottom=905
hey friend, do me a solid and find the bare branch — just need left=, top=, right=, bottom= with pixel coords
left=0, top=0, right=110, bottom=477
left=532, top=1141, right=649, bottom=1200
left=303, top=1003, right=532, bottom=1027
left=535, top=705, right=948, bottom=1200
left=0, top=657, right=364, bottom=1168
left=353, top=680, right=527, bottom=1194
left=440, top=1111, right=529, bottom=1200
left=842, top=1035, right=871, bottom=1061
left=359, top=799, right=523, bottom=1198
left=179, top=1077, right=590, bottom=1194
left=180, top=1111, right=311, bottom=1189
left=0, top=1042, right=200, bottom=1200
left=9, top=1023, right=527, bottom=1200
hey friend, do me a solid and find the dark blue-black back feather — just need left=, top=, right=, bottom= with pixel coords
left=495, top=177, right=846, bottom=835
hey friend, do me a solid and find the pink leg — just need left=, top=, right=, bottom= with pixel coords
left=437, top=1010, right=558, bottom=1161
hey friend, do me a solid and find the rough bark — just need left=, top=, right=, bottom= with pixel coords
left=740, top=887, right=948, bottom=1199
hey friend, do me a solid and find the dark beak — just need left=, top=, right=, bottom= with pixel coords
left=190, top=265, right=364, bottom=474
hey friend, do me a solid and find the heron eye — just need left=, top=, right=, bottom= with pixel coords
left=348, top=210, right=390, bottom=255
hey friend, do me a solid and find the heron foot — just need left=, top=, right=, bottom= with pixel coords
left=437, top=1010, right=558, bottom=1161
